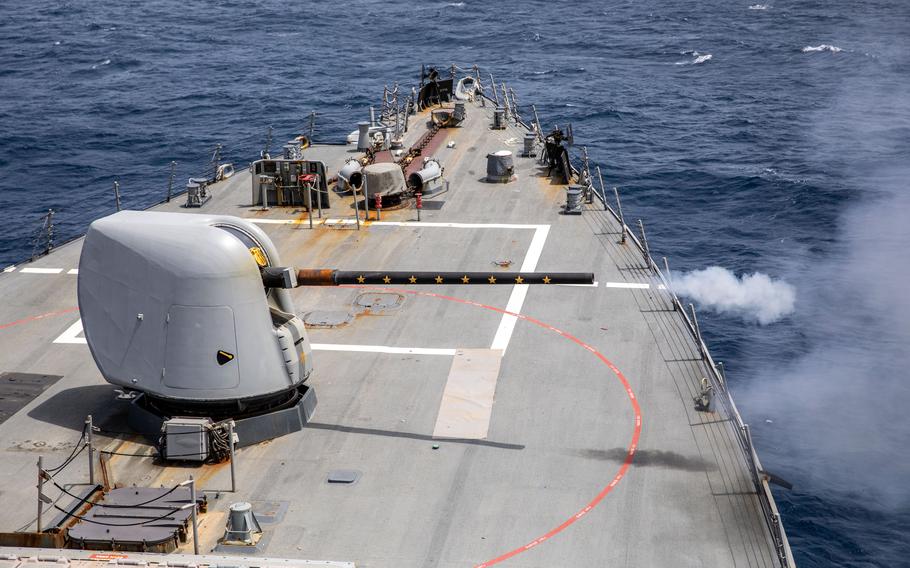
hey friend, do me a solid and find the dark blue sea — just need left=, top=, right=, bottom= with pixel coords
left=2, top=1, right=909, bottom=565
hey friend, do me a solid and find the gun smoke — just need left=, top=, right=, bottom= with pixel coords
left=671, top=266, right=795, bottom=325
left=743, top=55, right=910, bottom=511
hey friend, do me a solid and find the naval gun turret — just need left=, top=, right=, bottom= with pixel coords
left=78, top=211, right=593, bottom=452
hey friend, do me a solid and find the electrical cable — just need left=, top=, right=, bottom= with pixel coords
left=51, top=503, right=187, bottom=527
left=45, top=423, right=87, bottom=474
left=50, top=478, right=183, bottom=509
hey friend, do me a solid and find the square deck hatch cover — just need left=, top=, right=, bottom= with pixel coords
left=0, top=372, right=62, bottom=425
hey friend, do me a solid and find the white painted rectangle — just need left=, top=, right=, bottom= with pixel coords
left=20, top=267, right=63, bottom=274
left=433, top=348, right=503, bottom=439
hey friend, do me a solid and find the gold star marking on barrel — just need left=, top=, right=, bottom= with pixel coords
left=383, top=275, right=391, bottom=284
left=543, top=276, right=552, bottom=284
left=488, top=275, right=497, bottom=284
left=461, top=275, right=470, bottom=284
left=435, top=275, right=444, bottom=284
left=515, top=276, right=524, bottom=284
left=356, top=275, right=365, bottom=284
left=408, top=275, right=417, bottom=284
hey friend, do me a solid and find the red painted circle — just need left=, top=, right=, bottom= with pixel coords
left=344, top=286, right=642, bottom=566
left=4, top=291, right=643, bottom=565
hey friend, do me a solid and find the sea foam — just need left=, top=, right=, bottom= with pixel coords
left=802, top=44, right=842, bottom=53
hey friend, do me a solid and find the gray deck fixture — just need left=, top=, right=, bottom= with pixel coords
left=486, top=150, right=514, bottom=182
left=565, top=184, right=584, bottom=215
left=407, top=158, right=442, bottom=191
left=223, top=502, right=262, bottom=545
left=336, top=158, right=363, bottom=191
left=361, top=162, right=405, bottom=197
left=522, top=131, right=537, bottom=157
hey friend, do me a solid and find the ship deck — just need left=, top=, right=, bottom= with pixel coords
left=0, top=96, right=782, bottom=566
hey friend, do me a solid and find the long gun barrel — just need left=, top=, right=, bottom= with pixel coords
left=261, top=268, right=594, bottom=288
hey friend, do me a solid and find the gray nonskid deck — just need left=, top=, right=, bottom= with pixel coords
left=0, top=96, right=781, bottom=566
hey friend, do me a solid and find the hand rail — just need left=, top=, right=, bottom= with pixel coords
left=584, top=168, right=796, bottom=567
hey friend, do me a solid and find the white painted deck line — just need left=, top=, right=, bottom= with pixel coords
left=602, top=282, right=669, bottom=290
left=559, top=281, right=599, bottom=287
left=311, top=343, right=456, bottom=356
left=372, top=221, right=549, bottom=230
left=433, top=348, right=503, bottom=439
left=67, top=269, right=79, bottom=274
left=20, top=268, right=63, bottom=274
left=54, top=319, right=86, bottom=344
left=3, top=266, right=15, bottom=273
left=490, top=225, right=549, bottom=354
left=605, top=282, right=650, bottom=289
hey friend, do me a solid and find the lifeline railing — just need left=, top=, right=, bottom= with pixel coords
left=584, top=164, right=797, bottom=567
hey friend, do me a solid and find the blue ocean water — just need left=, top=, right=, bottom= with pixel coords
left=1, top=0, right=909, bottom=565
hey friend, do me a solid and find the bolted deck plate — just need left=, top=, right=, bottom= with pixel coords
left=353, top=292, right=404, bottom=314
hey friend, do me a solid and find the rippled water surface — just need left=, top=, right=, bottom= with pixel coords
left=2, top=1, right=909, bottom=565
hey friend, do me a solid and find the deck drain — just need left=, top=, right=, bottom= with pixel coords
left=327, top=469, right=362, bottom=484
left=353, top=292, right=404, bottom=314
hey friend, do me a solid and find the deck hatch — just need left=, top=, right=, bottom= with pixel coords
left=0, top=372, right=62, bottom=425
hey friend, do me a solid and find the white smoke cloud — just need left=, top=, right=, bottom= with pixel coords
left=742, top=40, right=910, bottom=511
left=670, top=266, right=796, bottom=324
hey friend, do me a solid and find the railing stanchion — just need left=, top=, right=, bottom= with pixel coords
left=36, top=456, right=44, bottom=533
left=637, top=219, right=651, bottom=269
left=689, top=303, right=704, bottom=357
left=86, top=415, right=94, bottom=485
left=190, top=476, right=199, bottom=554
left=228, top=420, right=237, bottom=492
left=614, top=187, right=627, bottom=243
left=166, top=161, right=177, bottom=203
left=113, top=181, right=121, bottom=212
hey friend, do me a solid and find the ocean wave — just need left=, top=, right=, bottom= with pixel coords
left=802, top=44, right=842, bottom=53
left=748, top=4, right=769, bottom=9
left=676, top=51, right=712, bottom=65
left=90, top=58, right=111, bottom=70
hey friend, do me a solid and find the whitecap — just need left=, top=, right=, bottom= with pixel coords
left=802, top=44, right=842, bottom=53
left=445, top=1, right=465, bottom=6
left=748, top=4, right=769, bottom=9
left=676, top=51, right=712, bottom=65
